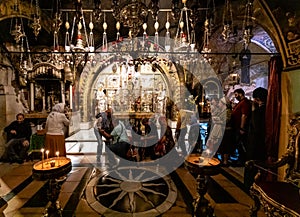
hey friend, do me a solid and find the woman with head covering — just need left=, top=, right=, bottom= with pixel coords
left=44, top=103, right=70, bottom=158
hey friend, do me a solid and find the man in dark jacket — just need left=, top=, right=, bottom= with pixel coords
left=1, top=113, right=32, bottom=163
left=244, top=87, right=268, bottom=190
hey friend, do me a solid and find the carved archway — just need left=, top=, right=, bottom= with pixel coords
left=79, top=52, right=181, bottom=123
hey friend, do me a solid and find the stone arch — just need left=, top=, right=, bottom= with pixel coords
left=79, top=54, right=182, bottom=123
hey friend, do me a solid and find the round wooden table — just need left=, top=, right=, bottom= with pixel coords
left=32, top=157, right=72, bottom=217
left=32, top=157, right=72, bottom=180
left=185, top=153, right=220, bottom=217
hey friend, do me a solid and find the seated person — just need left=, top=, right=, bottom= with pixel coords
left=1, top=113, right=32, bottom=163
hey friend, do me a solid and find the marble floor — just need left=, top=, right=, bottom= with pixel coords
left=0, top=129, right=266, bottom=217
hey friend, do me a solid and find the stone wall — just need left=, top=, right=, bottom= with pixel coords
left=0, top=53, right=28, bottom=156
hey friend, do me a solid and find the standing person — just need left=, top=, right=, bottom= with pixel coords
left=153, top=116, right=174, bottom=158
left=244, top=87, right=268, bottom=190
left=44, top=103, right=70, bottom=158
left=206, top=97, right=222, bottom=152
left=94, top=107, right=113, bottom=163
left=158, top=116, right=175, bottom=154
left=231, top=88, right=252, bottom=166
left=217, top=97, right=234, bottom=166
left=98, top=108, right=114, bottom=146
left=1, top=113, right=32, bottom=163
left=175, top=107, right=189, bottom=156
left=99, top=117, right=130, bottom=167
left=94, top=112, right=103, bottom=162
left=141, top=118, right=159, bottom=160
left=188, top=115, right=202, bottom=154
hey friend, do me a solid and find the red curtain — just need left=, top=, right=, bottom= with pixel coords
left=265, top=56, right=283, bottom=160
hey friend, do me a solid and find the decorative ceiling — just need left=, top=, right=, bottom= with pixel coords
left=0, top=0, right=300, bottom=84
left=0, top=0, right=274, bottom=49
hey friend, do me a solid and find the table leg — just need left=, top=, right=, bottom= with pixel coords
left=193, top=174, right=215, bottom=217
left=43, top=179, right=63, bottom=217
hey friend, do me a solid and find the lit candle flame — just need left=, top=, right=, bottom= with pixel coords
left=41, top=148, right=45, bottom=169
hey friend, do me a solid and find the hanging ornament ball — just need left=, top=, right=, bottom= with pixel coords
left=116, top=21, right=121, bottom=30
left=154, top=21, right=159, bottom=31
left=143, top=23, right=147, bottom=31
left=78, top=22, right=82, bottom=30
left=103, top=22, right=108, bottom=30
left=180, top=21, right=184, bottom=29
left=65, top=21, right=70, bottom=30
left=165, top=21, right=170, bottom=30
left=89, top=22, right=94, bottom=30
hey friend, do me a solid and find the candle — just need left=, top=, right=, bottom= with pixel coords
left=46, top=150, right=49, bottom=160
left=56, top=151, right=60, bottom=166
left=30, top=83, right=34, bottom=111
left=41, top=148, right=45, bottom=169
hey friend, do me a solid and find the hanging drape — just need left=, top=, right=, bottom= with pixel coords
left=265, top=56, right=283, bottom=160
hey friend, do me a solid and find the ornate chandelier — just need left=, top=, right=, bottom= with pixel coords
left=10, top=0, right=33, bottom=85
left=9, top=0, right=257, bottom=86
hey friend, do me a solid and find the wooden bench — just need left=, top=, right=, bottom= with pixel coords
left=246, top=113, right=300, bottom=217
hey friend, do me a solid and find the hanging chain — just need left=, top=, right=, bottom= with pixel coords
left=29, top=0, right=41, bottom=38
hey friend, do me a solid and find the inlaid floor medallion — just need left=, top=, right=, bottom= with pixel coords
left=85, top=166, right=177, bottom=216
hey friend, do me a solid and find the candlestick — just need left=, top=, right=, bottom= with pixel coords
left=41, top=148, right=45, bottom=169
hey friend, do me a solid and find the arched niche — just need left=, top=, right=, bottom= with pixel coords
left=79, top=55, right=181, bottom=123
